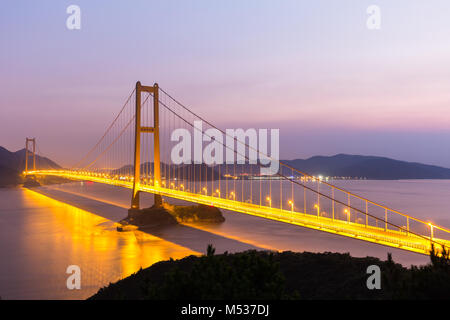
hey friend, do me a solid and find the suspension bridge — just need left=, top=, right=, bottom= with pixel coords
left=25, top=82, right=450, bottom=256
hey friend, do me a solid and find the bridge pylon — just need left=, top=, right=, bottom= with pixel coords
left=130, top=81, right=162, bottom=210
left=25, top=137, right=36, bottom=175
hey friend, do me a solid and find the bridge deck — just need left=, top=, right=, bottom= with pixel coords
left=31, top=170, right=450, bottom=256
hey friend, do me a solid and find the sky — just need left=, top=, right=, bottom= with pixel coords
left=1, top=1, right=450, bottom=167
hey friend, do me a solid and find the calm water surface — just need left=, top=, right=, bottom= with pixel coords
left=1, top=179, right=450, bottom=299
left=0, top=188, right=197, bottom=299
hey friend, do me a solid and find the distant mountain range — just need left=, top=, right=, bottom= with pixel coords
left=283, top=154, right=450, bottom=180
left=114, top=154, right=450, bottom=180
left=2, top=144, right=450, bottom=187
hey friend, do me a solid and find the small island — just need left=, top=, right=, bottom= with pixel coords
left=117, top=201, right=225, bottom=231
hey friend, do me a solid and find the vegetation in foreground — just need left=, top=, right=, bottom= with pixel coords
left=91, top=245, right=450, bottom=300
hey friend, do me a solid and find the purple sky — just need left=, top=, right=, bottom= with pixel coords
left=1, top=1, right=450, bottom=167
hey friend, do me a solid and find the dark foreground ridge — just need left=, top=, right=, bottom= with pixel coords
left=91, top=245, right=450, bottom=300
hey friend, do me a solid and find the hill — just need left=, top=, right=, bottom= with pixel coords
left=10, top=148, right=60, bottom=171
left=0, top=146, right=60, bottom=187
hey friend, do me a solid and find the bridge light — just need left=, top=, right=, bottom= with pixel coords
left=229, top=191, right=235, bottom=200
left=344, top=208, right=350, bottom=223
left=202, top=187, right=207, bottom=195
left=314, top=204, right=320, bottom=217
left=288, top=200, right=294, bottom=212
left=180, top=184, right=184, bottom=191
left=216, top=189, right=220, bottom=197
left=266, top=196, right=272, bottom=208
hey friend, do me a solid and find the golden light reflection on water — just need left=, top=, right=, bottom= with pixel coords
left=21, top=189, right=199, bottom=299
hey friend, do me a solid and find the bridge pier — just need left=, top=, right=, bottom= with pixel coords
left=130, top=81, right=162, bottom=211
left=128, top=194, right=163, bottom=219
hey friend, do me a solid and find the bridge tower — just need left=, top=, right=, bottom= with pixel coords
left=130, top=81, right=162, bottom=210
left=25, top=138, right=36, bottom=175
